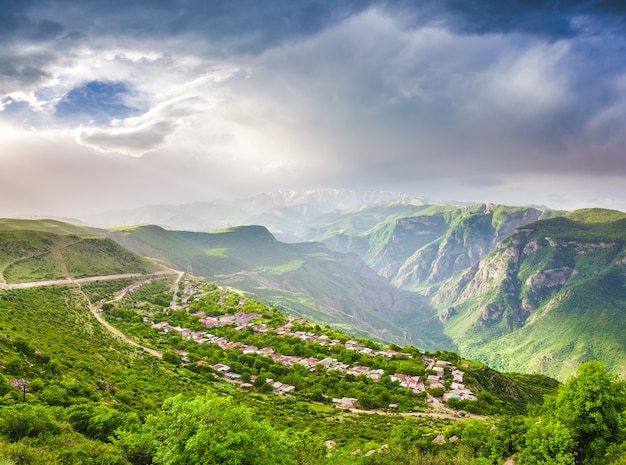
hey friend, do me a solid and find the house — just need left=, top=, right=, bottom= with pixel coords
left=332, top=397, right=358, bottom=409
left=214, top=337, right=229, bottom=346
left=452, top=370, right=464, bottom=383
left=444, top=390, right=477, bottom=402
left=319, top=357, right=336, bottom=368
left=383, top=349, right=400, bottom=358
left=233, top=312, right=261, bottom=324
left=406, top=376, right=420, bottom=388
left=200, top=318, right=220, bottom=328
left=301, top=357, right=319, bottom=368
left=212, top=364, right=230, bottom=373
left=391, top=373, right=408, bottom=383
left=259, top=347, right=275, bottom=356
left=348, top=366, right=369, bottom=377
left=242, top=345, right=258, bottom=354
left=278, top=384, right=296, bottom=394
left=412, top=383, right=426, bottom=394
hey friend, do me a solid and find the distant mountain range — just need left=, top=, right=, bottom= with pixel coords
left=80, top=189, right=436, bottom=240
left=5, top=190, right=626, bottom=380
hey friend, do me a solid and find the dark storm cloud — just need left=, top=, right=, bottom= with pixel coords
left=4, top=0, right=625, bottom=55
left=392, top=0, right=626, bottom=39
left=16, top=0, right=375, bottom=54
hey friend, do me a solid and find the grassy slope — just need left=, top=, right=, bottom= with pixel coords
left=0, top=278, right=561, bottom=465
left=0, top=286, right=202, bottom=409
left=2, top=235, right=164, bottom=283
left=436, top=209, right=626, bottom=380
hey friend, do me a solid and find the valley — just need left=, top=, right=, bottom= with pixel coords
left=1, top=206, right=626, bottom=464
left=80, top=195, right=626, bottom=381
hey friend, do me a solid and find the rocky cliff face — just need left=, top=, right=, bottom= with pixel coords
left=391, top=204, right=545, bottom=291
left=366, top=214, right=450, bottom=280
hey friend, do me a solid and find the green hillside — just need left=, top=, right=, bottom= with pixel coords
left=433, top=209, right=626, bottom=380
left=0, top=269, right=563, bottom=464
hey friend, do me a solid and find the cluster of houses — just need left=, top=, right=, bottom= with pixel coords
left=148, top=313, right=477, bottom=404
left=191, top=362, right=297, bottom=395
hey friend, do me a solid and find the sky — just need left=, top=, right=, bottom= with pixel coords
left=1, top=0, right=626, bottom=217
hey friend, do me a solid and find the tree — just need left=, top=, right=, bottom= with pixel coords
left=553, top=361, right=626, bottom=464
left=143, top=392, right=296, bottom=465
left=162, top=351, right=182, bottom=366
left=519, top=421, right=576, bottom=465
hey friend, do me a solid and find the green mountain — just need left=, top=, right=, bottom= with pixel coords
left=6, top=203, right=626, bottom=383
left=109, top=224, right=449, bottom=348
left=432, top=209, right=626, bottom=380
left=297, top=203, right=558, bottom=289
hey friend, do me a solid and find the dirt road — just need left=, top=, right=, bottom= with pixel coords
left=0, top=269, right=180, bottom=290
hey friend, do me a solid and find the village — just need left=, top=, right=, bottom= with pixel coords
left=148, top=305, right=477, bottom=407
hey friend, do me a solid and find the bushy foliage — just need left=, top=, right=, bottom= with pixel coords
left=138, top=392, right=298, bottom=465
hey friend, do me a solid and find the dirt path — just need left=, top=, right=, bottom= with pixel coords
left=87, top=298, right=163, bottom=358
left=169, top=270, right=185, bottom=308
left=74, top=273, right=183, bottom=359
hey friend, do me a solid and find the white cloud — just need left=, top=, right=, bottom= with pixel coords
left=75, top=94, right=216, bottom=156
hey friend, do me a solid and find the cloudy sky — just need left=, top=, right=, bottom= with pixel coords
left=2, top=0, right=626, bottom=217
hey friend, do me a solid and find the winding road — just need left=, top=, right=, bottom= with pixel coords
left=0, top=269, right=183, bottom=359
